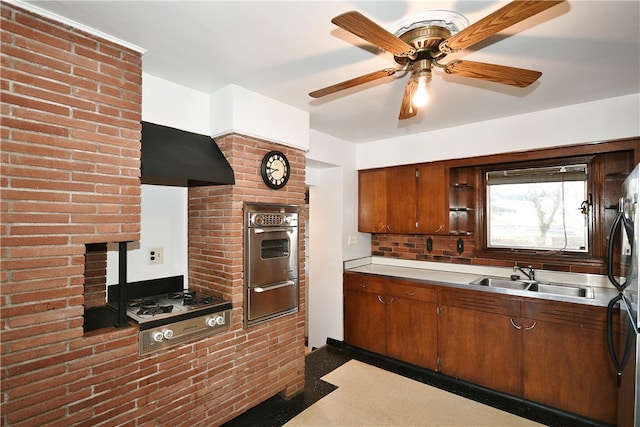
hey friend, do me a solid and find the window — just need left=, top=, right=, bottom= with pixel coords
left=486, top=163, right=589, bottom=253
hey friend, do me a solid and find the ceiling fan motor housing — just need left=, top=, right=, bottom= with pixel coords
left=395, top=26, right=451, bottom=65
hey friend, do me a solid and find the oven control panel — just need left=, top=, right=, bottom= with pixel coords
left=138, top=309, right=231, bottom=356
left=249, top=212, right=298, bottom=227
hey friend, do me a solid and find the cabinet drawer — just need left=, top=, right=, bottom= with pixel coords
left=344, top=274, right=386, bottom=294
left=524, top=300, right=609, bottom=331
left=388, top=281, right=437, bottom=303
left=439, top=288, right=521, bottom=317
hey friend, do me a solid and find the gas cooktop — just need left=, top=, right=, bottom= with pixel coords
left=108, top=276, right=233, bottom=330
left=126, top=290, right=228, bottom=323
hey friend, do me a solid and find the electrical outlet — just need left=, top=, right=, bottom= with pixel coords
left=347, top=234, right=358, bottom=246
left=148, top=247, right=163, bottom=265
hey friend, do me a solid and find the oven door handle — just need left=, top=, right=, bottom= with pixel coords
left=252, top=280, right=296, bottom=293
left=252, top=227, right=295, bottom=234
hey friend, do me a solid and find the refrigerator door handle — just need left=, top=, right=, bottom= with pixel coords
left=608, top=293, right=634, bottom=387
left=607, top=208, right=634, bottom=291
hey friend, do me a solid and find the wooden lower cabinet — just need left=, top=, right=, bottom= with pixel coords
left=521, top=301, right=618, bottom=425
left=343, top=273, right=438, bottom=370
left=343, top=274, right=387, bottom=354
left=343, top=273, right=618, bottom=424
left=387, top=281, right=438, bottom=370
left=438, top=305, right=523, bottom=396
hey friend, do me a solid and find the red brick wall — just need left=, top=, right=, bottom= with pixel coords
left=84, top=243, right=108, bottom=308
left=371, top=233, right=601, bottom=274
left=188, top=133, right=307, bottom=418
left=1, top=3, right=305, bottom=426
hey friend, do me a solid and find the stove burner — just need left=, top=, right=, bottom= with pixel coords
left=128, top=298, right=158, bottom=309
left=184, top=296, right=214, bottom=306
left=168, top=291, right=196, bottom=300
left=167, top=291, right=214, bottom=306
left=137, top=305, right=174, bottom=316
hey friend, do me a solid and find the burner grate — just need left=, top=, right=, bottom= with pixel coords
left=137, top=305, right=174, bottom=316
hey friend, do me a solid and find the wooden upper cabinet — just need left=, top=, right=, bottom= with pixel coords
left=358, top=169, right=387, bottom=233
left=358, top=162, right=448, bottom=234
left=416, top=162, right=448, bottom=234
left=358, top=166, right=416, bottom=233
left=386, top=166, right=417, bottom=233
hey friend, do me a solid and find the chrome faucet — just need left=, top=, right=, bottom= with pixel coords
left=513, top=265, right=535, bottom=282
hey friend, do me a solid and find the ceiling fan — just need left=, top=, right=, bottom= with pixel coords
left=309, top=1, right=564, bottom=120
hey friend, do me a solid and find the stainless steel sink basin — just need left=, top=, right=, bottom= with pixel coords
left=469, top=277, right=532, bottom=290
left=469, top=276, right=593, bottom=298
left=528, top=282, right=589, bottom=298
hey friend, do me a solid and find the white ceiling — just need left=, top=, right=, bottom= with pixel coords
left=21, top=1, right=640, bottom=144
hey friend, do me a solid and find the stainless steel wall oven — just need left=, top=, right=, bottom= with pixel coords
left=244, top=203, right=300, bottom=327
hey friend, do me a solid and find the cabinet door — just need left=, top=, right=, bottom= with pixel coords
left=387, top=297, right=438, bottom=369
left=386, top=166, right=417, bottom=234
left=438, top=305, right=523, bottom=395
left=416, top=162, right=448, bottom=234
left=523, top=302, right=618, bottom=424
left=358, top=169, right=387, bottom=233
left=343, top=274, right=387, bottom=354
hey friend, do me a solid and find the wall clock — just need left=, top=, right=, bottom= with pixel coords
left=260, top=150, right=290, bottom=189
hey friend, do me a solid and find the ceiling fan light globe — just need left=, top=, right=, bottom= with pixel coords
left=412, top=76, right=429, bottom=107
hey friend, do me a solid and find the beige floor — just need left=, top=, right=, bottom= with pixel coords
left=285, top=360, right=544, bottom=427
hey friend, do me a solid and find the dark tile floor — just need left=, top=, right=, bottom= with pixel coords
left=221, top=343, right=610, bottom=427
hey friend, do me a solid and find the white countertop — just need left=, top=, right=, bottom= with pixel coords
left=345, top=257, right=619, bottom=307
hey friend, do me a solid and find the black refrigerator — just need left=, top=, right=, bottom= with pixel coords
left=607, top=163, right=639, bottom=427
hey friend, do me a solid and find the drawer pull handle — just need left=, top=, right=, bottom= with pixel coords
left=377, top=295, right=394, bottom=305
left=405, top=291, right=416, bottom=296
left=510, top=318, right=521, bottom=330
left=525, top=321, right=537, bottom=331
left=359, top=284, right=368, bottom=288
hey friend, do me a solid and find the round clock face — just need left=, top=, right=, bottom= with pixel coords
left=261, top=151, right=290, bottom=189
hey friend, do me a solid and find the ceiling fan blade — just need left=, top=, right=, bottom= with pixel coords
left=309, top=68, right=397, bottom=98
left=439, top=1, right=564, bottom=54
left=332, top=11, right=416, bottom=57
left=399, top=78, right=418, bottom=120
left=444, top=60, right=542, bottom=87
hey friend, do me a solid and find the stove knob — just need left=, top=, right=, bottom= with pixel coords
left=162, top=329, right=174, bottom=340
left=207, top=316, right=225, bottom=327
left=152, top=331, right=164, bottom=342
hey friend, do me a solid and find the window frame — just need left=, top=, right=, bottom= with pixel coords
left=475, top=155, right=598, bottom=263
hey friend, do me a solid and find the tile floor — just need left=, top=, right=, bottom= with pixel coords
left=221, top=343, right=608, bottom=427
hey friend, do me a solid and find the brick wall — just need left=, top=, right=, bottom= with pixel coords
left=371, top=231, right=602, bottom=274
left=370, top=233, right=601, bottom=273
left=1, top=3, right=305, bottom=426
left=84, top=243, right=108, bottom=308
left=187, top=133, right=307, bottom=421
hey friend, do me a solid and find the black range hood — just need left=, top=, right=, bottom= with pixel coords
left=141, top=121, right=235, bottom=187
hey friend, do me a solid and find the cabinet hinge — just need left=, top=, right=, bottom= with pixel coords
left=436, top=306, right=441, bottom=315
left=415, top=170, right=420, bottom=178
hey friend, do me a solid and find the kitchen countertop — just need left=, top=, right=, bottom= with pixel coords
left=345, top=258, right=620, bottom=308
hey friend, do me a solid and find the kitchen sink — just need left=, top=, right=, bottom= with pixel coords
left=470, top=277, right=532, bottom=290
left=469, top=276, right=593, bottom=298
left=528, top=282, right=590, bottom=298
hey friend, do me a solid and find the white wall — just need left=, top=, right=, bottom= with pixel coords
left=357, top=94, right=639, bottom=169
left=306, top=130, right=367, bottom=349
left=210, top=84, right=310, bottom=151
